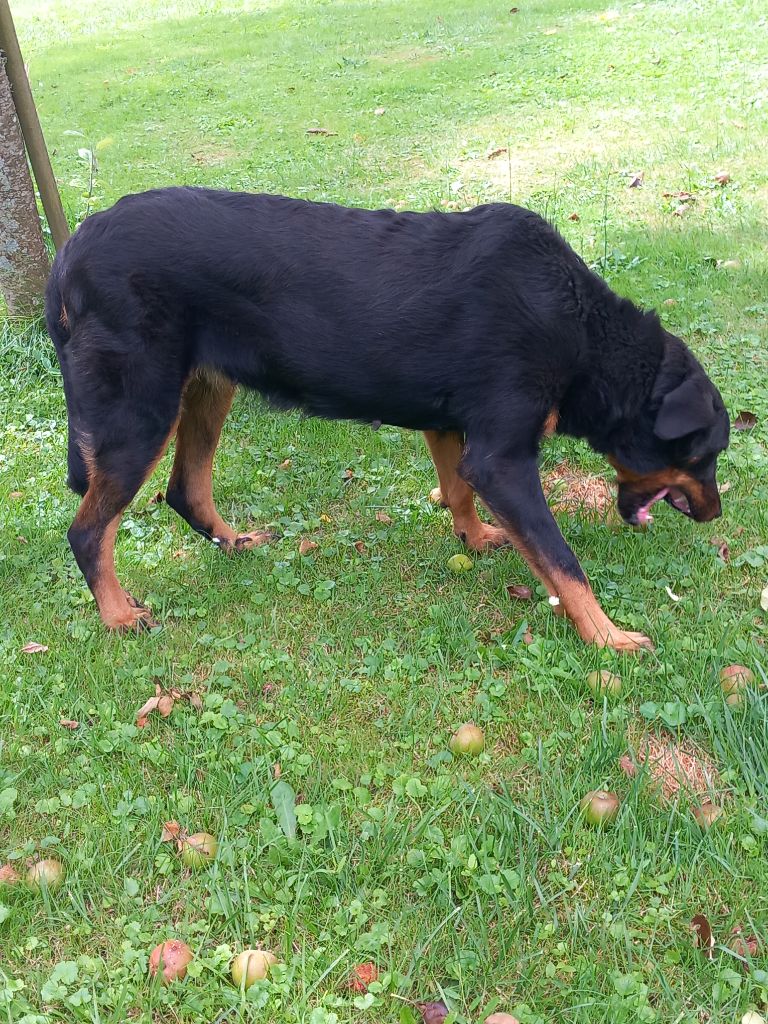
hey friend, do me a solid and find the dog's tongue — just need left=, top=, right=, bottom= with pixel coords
left=636, top=488, right=669, bottom=525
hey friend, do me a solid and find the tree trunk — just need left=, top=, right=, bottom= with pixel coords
left=0, top=54, right=50, bottom=316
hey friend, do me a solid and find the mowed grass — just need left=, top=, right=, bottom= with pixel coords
left=2, top=0, right=768, bottom=1020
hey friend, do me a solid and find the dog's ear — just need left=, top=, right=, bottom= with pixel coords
left=654, top=377, right=716, bottom=440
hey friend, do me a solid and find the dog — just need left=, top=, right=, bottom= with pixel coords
left=45, top=187, right=730, bottom=649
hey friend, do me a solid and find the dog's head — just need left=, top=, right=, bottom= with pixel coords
left=607, top=335, right=730, bottom=527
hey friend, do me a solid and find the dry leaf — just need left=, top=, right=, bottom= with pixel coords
left=717, top=259, right=741, bottom=270
left=619, top=754, right=638, bottom=778
left=507, top=584, right=533, bottom=601
left=306, top=127, right=337, bottom=137
left=719, top=480, right=732, bottom=494
left=0, top=863, right=21, bottom=885
left=374, top=107, right=386, bottom=116
left=487, top=146, right=508, bottom=160
left=691, top=914, right=715, bottom=958
left=376, top=511, right=392, bottom=525
left=158, top=694, right=175, bottom=718
left=714, top=171, right=730, bottom=185
left=59, top=719, right=79, bottom=730
left=628, top=172, right=644, bottom=188
left=299, top=538, right=318, bottom=555
left=354, top=540, right=367, bottom=554
left=147, top=491, right=164, bottom=505
left=710, top=537, right=730, bottom=562
left=730, top=926, right=761, bottom=963
left=9, top=491, right=22, bottom=499
left=485, top=1015, right=521, bottom=1024
left=522, top=628, right=534, bottom=645
left=21, top=642, right=48, bottom=654
left=568, top=212, right=580, bottom=221
left=344, top=468, right=355, bottom=479
left=279, top=458, right=292, bottom=469
left=273, top=762, right=282, bottom=780
left=346, top=961, right=379, bottom=992
left=734, top=411, right=757, bottom=430
left=320, top=513, right=333, bottom=523
left=189, top=692, right=203, bottom=711
left=419, top=1002, right=449, bottom=1024
left=135, top=692, right=161, bottom=728
left=161, top=821, right=182, bottom=843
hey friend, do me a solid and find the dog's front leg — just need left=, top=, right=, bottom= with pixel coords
left=462, top=445, right=653, bottom=651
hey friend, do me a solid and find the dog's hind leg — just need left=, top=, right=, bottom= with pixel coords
left=67, top=416, right=180, bottom=632
left=423, top=430, right=509, bottom=550
left=166, top=369, right=272, bottom=552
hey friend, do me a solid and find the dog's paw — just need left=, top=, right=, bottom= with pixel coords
left=104, top=594, right=158, bottom=632
left=234, top=530, right=275, bottom=551
left=458, top=523, right=511, bottom=551
left=597, top=628, right=654, bottom=653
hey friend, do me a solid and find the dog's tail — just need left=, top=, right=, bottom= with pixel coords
left=45, top=255, right=90, bottom=497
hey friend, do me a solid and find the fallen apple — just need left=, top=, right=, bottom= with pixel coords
left=449, top=723, right=485, bottom=755
left=447, top=553, right=473, bottom=573
left=26, top=859, right=65, bottom=891
left=586, top=670, right=621, bottom=697
left=0, top=864, right=21, bottom=886
left=692, top=801, right=723, bottom=829
left=720, top=664, right=754, bottom=706
left=580, top=790, right=620, bottom=827
left=231, top=949, right=277, bottom=988
left=485, top=1014, right=521, bottom=1024
left=149, top=939, right=193, bottom=984
left=180, top=832, right=218, bottom=869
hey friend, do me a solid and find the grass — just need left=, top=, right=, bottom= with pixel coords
left=1, top=0, right=768, bottom=1020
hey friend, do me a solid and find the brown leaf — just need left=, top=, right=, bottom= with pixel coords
left=299, top=538, right=319, bottom=555
left=0, top=863, right=21, bottom=885
left=487, top=146, right=508, bottom=160
left=354, top=540, right=368, bottom=554
left=346, top=961, right=379, bottom=992
left=135, top=694, right=161, bottom=728
left=306, top=127, right=337, bottom=137
left=344, top=468, right=355, bottom=479
left=320, top=513, right=333, bottom=523
left=161, top=821, right=182, bottom=843
left=157, top=694, right=175, bottom=718
left=147, top=491, right=164, bottom=505
left=522, top=628, right=534, bottom=645
left=710, top=537, right=730, bottom=562
left=189, top=692, right=203, bottom=711
left=375, top=511, right=392, bottom=525
left=734, top=410, right=757, bottom=430
left=619, top=754, right=638, bottom=778
left=9, top=491, right=22, bottom=499
left=714, top=171, right=730, bottom=185
left=21, top=642, right=48, bottom=654
left=691, top=914, right=715, bottom=958
left=273, top=762, right=282, bottom=780
left=59, top=719, right=79, bottom=730
left=485, top=1015, right=521, bottom=1024
left=729, top=929, right=760, bottom=964
left=509, top=6, right=519, bottom=11
left=279, top=458, right=292, bottom=469
left=419, top=1002, right=449, bottom=1024
left=568, top=212, right=580, bottom=221
left=507, top=584, right=533, bottom=601
left=628, top=172, right=644, bottom=188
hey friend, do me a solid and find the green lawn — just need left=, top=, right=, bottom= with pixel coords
left=2, top=0, right=768, bottom=1021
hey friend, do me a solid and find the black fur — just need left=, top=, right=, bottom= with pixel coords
left=45, top=187, right=730, bottom=631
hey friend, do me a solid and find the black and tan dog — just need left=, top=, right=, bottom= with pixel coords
left=45, top=187, right=730, bottom=649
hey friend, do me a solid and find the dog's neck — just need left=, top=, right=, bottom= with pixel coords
left=557, top=297, right=667, bottom=450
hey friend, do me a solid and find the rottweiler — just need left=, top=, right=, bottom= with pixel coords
left=45, top=187, right=730, bottom=649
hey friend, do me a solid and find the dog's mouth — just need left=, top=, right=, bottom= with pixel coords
left=631, top=486, right=692, bottom=526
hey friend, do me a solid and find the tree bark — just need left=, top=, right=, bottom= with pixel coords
left=0, top=54, right=50, bottom=316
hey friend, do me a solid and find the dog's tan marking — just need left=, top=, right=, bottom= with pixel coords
left=423, top=430, right=509, bottom=550
left=542, top=407, right=559, bottom=437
